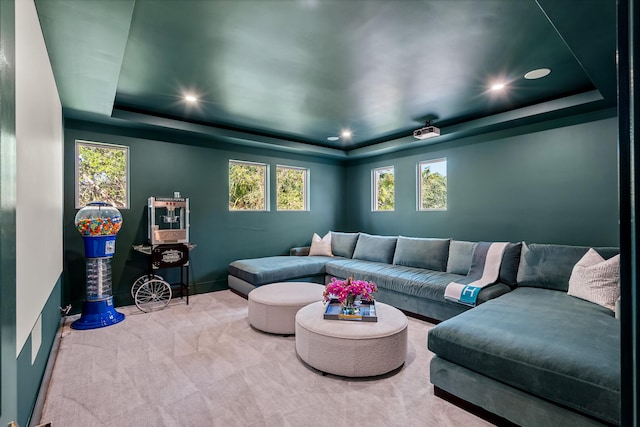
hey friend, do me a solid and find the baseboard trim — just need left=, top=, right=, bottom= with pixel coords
left=29, top=317, right=64, bottom=427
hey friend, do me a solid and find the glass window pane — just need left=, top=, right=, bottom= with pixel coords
left=373, top=166, right=394, bottom=211
left=419, top=158, right=447, bottom=210
left=75, top=141, right=129, bottom=209
left=277, top=166, right=308, bottom=211
left=229, top=160, right=268, bottom=211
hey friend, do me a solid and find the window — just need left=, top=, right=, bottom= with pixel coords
left=229, top=160, right=269, bottom=211
left=418, top=158, right=447, bottom=210
left=276, top=165, right=309, bottom=211
left=75, top=140, right=129, bottom=209
left=372, top=166, right=395, bottom=211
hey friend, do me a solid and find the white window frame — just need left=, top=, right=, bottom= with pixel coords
left=276, top=165, right=310, bottom=211
left=372, top=165, right=395, bottom=212
left=75, top=140, right=130, bottom=209
left=228, top=159, right=270, bottom=211
left=417, top=158, right=447, bottom=211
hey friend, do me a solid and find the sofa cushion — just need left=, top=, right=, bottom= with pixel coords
left=568, top=249, right=620, bottom=312
left=392, top=236, right=450, bottom=272
left=325, top=259, right=510, bottom=305
left=446, top=240, right=477, bottom=275
left=352, top=233, right=397, bottom=264
left=229, top=256, right=333, bottom=286
left=330, top=231, right=360, bottom=258
left=517, top=243, right=620, bottom=291
left=428, top=287, right=620, bottom=425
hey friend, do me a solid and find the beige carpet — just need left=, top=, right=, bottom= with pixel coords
left=39, top=290, right=493, bottom=427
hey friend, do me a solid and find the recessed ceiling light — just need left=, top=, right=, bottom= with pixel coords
left=327, top=136, right=339, bottom=141
left=491, top=83, right=506, bottom=91
left=524, top=68, right=551, bottom=80
left=341, top=130, right=352, bottom=139
left=184, top=94, right=198, bottom=103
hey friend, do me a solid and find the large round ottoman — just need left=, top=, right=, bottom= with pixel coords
left=248, top=282, right=325, bottom=334
left=295, top=301, right=408, bottom=377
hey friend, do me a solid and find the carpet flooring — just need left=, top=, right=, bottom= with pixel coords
left=39, top=290, right=492, bottom=426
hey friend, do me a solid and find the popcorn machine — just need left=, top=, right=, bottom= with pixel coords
left=148, top=195, right=189, bottom=245
left=131, top=194, right=194, bottom=312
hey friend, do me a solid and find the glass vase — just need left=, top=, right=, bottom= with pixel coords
left=341, top=294, right=360, bottom=315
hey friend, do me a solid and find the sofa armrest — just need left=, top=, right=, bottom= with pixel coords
left=290, top=246, right=311, bottom=256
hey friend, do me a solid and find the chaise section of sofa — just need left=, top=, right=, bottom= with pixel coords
left=428, top=243, right=621, bottom=426
left=227, top=231, right=362, bottom=296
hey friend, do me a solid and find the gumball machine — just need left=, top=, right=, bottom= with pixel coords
left=71, top=202, right=125, bottom=330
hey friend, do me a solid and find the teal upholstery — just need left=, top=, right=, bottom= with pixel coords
left=228, top=256, right=334, bottom=286
left=351, top=233, right=398, bottom=264
left=330, top=231, right=360, bottom=258
left=517, top=243, right=620, bottom=291
left=326, top=259, right=510, bottom=307
left=430, top=357, right=606, bottom=427
left=428, top=287, right=620, bottom=425
left=392, top=236, right=450, bottom=271
left=446, top=240, right=477, bottom=275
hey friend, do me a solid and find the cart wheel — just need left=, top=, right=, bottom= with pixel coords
left=131, top=274, right=164, bottom=299
left=134, top=279, right=172, bottom=313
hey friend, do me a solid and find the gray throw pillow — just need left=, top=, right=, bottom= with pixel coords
left=446, top=240, right=478, bottom=275
left=330, top=231, right=360, bottom=258
left=517, top=243, right=619, bottom=291
left=352, top=233, right=398, bottom=264
left=393, top=236, right=450, bottom=272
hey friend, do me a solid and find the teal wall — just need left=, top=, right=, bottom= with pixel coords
left=345, top=110, right=619, bottom=247
left=17, top=276, right=61, bottom=426
left=62, top=109, right=620, bottom=312
left=0, top=0, right=18, bottom=425
left=63, top=120, right=347, bottom=310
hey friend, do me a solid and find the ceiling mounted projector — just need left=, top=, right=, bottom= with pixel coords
left=413, top=124, right=440, bottom=140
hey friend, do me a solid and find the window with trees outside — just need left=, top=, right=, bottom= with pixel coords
left=372, top=166, right=395, bottom=211
left=277, top=165, right=309, bottom=211
left=75, top=140, right=129, bottom=209
left=418, top=158, right=447, bottom=210
left=229, top=160, right=269, bottom=211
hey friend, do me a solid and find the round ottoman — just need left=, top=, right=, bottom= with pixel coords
left=248, top=282, right=325, bottom=334
left=295, top=301, right=408, bottom=377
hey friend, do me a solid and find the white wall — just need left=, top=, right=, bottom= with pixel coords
left=15, top=0, right=63, bottom=356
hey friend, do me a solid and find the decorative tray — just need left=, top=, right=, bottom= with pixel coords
left=323, top=299, right=378, bottom=322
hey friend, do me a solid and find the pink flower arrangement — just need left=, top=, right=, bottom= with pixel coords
left=323, top=277, right=378, bottom=304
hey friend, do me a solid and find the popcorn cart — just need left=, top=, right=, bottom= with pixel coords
left=132, top=195, right=194, bottom=312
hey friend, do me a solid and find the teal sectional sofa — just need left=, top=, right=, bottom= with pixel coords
left=227, top=232, right=620, bottom=426
left=429, top=243, right=620, bottom=427
left=228, top=231, right=520, bottom=321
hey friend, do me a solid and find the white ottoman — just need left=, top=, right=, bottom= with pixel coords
left=248, top=282, right=325, bottom=334
left=295, top=301, right=408, bottom=377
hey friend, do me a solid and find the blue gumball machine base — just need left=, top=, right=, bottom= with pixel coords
left=71, top=297, right=125, bottom=330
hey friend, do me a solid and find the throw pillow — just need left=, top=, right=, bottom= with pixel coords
left=499, top=242, right=523, bottom=287
left=308, top=232, right=333, bottom=256
left=567, top=248, right=620, bottom=312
